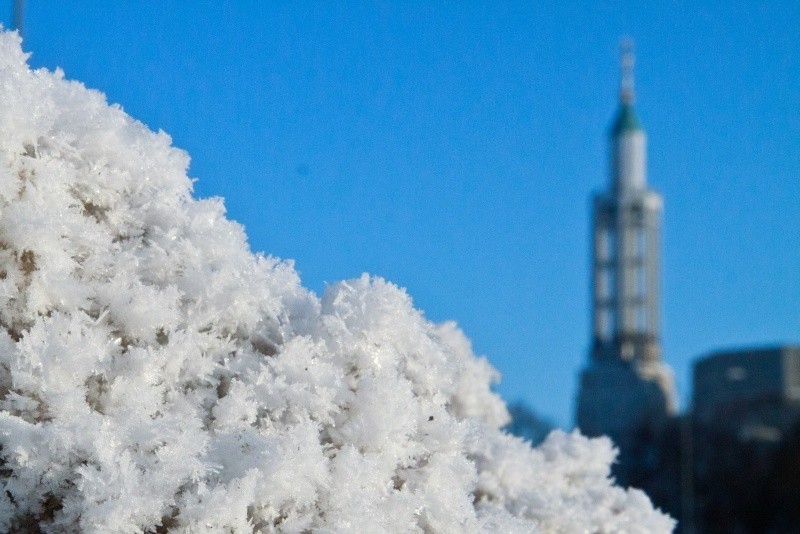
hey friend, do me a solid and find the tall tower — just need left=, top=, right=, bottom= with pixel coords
left=592, top=40, right=662, bottom=365
left=576, top=41, right=676, bottom=449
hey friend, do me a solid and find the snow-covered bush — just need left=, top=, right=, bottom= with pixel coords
left=0, top=31, right=674, bottom=532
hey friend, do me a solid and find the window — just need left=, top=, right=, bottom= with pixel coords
left=636, top=266, right=646, bottom=297
left=596, top=229, right=616, bottom=262
left=636, top=228, right=646, bottom=256
left=636, top=305, right=647, bottom=331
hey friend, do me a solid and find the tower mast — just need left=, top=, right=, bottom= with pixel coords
left=619, top=38, right=635, bottom=105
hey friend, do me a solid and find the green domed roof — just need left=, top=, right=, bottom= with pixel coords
left=610, top=102, right=642, bottom=136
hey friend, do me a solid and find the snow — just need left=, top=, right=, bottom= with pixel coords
left=0, top=31, right=674, bottom=532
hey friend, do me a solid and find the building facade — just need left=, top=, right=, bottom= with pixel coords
left=691, top=346, right=800, bottom=532
left=693, top=346, right=800, bottom=441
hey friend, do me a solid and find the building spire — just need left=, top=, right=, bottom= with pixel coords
left=620, top=38, right=635, bottom=105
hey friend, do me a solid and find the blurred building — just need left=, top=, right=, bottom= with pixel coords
left=575, top=41, right=676, bottom=483
left=693, top=345, right=800, bottom=439
left=691, top=346, right=800, bottom=532
left=505, top=401, right=554, bottom=446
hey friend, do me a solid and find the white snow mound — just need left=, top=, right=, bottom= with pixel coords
left=0, top=32, right=674, bottom=533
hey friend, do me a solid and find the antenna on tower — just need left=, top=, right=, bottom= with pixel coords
left=619, top=37, right=635, bottom=104
left=11, top=0, right=25, bottom=39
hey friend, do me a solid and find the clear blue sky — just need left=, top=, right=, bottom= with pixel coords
left=11, top=2, right=799, bottom=428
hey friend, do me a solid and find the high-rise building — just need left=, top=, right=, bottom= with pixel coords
left=690, top=346, right=800, bottom=531
left=575, top=41, right=676, bottom=454
left=693, top=346, right=800, bottom=439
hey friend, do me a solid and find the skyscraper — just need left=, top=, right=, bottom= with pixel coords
left=576, top=41, right=676, bottom=452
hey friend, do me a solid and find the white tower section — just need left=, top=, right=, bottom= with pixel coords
left=613, top=40, right=646, bottom=194
left=577, top=41, right=676, bottom=442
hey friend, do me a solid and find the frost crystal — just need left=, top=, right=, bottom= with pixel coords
left=0, top=32, right=674, bottom=532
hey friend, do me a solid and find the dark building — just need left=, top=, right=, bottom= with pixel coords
left=690, top=346, right=800, bottom=532
left=693, top=346, right=800, bottom=437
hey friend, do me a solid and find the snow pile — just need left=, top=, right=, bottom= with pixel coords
left=0, top=31, right=674, bottom=533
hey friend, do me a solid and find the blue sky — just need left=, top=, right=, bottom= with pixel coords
left=12, top=2, right=799, bottom=428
